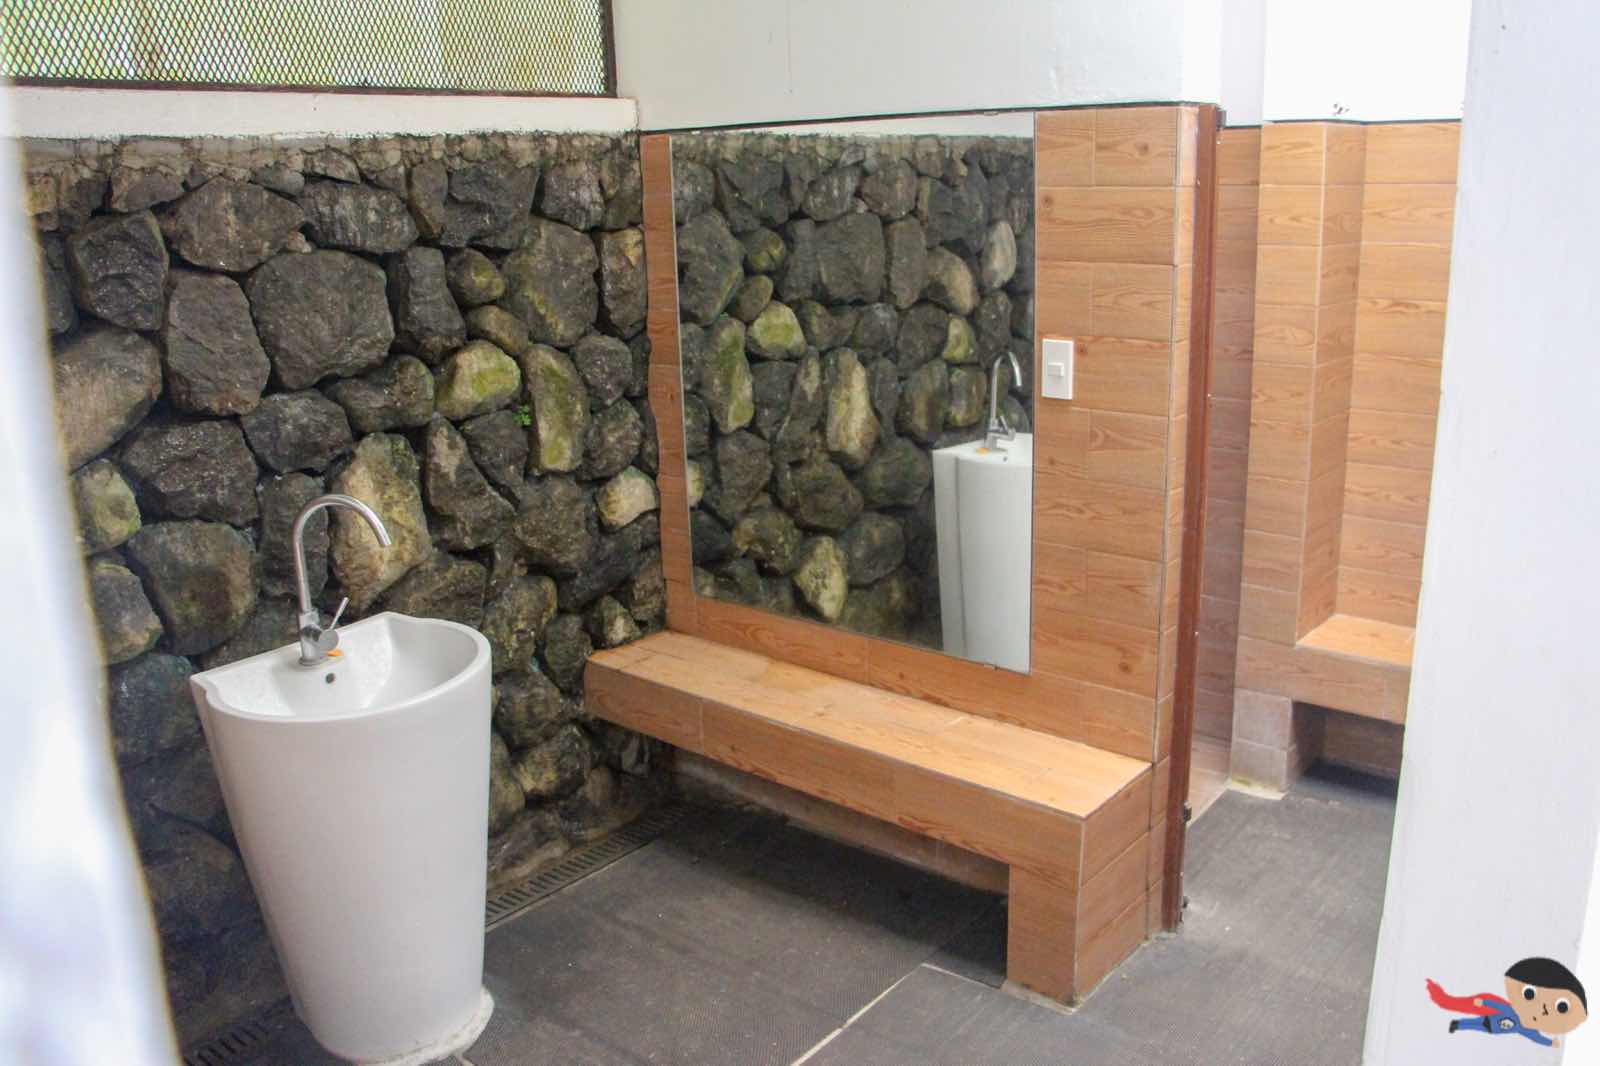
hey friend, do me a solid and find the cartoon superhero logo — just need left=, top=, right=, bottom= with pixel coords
left=1427, top=957, right=1588, bottom=1049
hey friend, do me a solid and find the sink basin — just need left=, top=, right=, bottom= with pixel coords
left=191, top=612, right=494, bottom=1065
left=932, top=434, right=1033, bottom=673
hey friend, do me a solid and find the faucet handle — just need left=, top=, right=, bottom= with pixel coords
left=328, top=596, right=350, bottom=630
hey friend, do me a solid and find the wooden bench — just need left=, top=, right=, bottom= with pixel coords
left=585, top=631, right=1153, bottom=1003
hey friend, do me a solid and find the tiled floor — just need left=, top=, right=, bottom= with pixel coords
left=232, top=765, right=1396, bottom=1066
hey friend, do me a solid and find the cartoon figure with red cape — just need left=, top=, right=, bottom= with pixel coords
left=1427, top=957, right=1588, bottom=1048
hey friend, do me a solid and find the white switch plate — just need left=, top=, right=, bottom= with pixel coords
left=1041, top=337, right=1075, bottom=400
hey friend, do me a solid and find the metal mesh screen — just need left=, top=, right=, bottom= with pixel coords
left=1, top=0, right=614, bottom=95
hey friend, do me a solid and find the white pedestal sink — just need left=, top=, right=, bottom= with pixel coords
left=932, top=434, right=1033, bottom=673
left=190, top=612, right=494, bottom=1065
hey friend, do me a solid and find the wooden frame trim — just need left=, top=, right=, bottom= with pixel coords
left=1162, top=103, right=1221, bottom=930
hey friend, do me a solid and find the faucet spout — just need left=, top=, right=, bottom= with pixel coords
left=292, top=494, right=390, bottom=665
left=985, top=351, right=1025, bottom=450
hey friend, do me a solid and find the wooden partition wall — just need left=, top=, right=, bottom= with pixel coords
left=1229, top=121, right=1459, bottom=787
left=640, top=106, right=1213, bottom=935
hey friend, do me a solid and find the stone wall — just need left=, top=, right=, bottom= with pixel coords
left=27, top=130, right=666, bottom=1044
left=671, top=133, right=1034, bottom=646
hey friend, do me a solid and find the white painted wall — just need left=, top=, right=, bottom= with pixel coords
left=1568, top=831, right=1600, bottom=1060
left=1260, top=0, right=1471, bottom=120
left=7, top=88, right=636, bottom=140
left=0, top=86, right=177, bottom=1065
left=614, top=0, right=1204, bottom=130
left=1362, top=3, right=1600, bottom=1063
left=1219, top=0, right=1267, bottom=126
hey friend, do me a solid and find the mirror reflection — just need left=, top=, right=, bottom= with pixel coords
left=673, top=115, right=1034, bottom=671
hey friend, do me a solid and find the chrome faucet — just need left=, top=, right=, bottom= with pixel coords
left=293, top=494, right=391, bottom=666
left=985, top=350, right=1024, bottom=450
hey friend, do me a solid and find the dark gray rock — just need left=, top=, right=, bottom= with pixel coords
left=948, top=365, right=986, bottom=427
left=732, top=508, right=802, bottom=575
left=701, top=316, right=754, bottom=433
left=539, top=616, right=593, bottom=694
left=682, top=394, right=712, bottom=458
left=539, top=160, right=604, bottom=230
left=1013, top=225, right=1036, bottom=292
left=489, top=734, right=526, bottom=835
left=741, top=227, right=787, bottom=275
left=976, top=290, right=1013, bottom=357
left=445, top=248, right=505, bottom=307
left=925, top=247, right=978, bottom=315
left=73, top=459, right=141, bottom=554
left=124, top=521, right=257, bottom=655
left=323, top=355, right=435, bottom=433
left=304, top=148, right=358, bottom=183
left=815, top=212, right=885, bottom=303
left=691, top=510, right=733, bottom=565
left=801, top=165, right=860, bottom=221
left=461, top=410, right=530, bottom=499
left=89, top=557, right=163, bottom=664
left=578, top=400, right=644, bottom=481
left=599, top=151, right=644, bottom=230
left=163, top=178, right=303, bottom=272
left=554, top=513, right=658, bottom=611
left=597, top=227, right=646, bottom=335
left=941, top=316, right=978, bottom=364
left=885, top=217, right=929, bottom=310
left=750, top=360, right=797, bottom=440
left=896, top=303, right=949, bottom=371
left=141, top=822, right=256, bottom=944
left=705, top=430, right=771, bottom=525
left=793, top=536, right=848, bottom=621
left=776, top=218, right=819, bottom=303
left=328, top=434, right=431, bottom=609
left=500, top=218, right=599, bottom=346
left=67, top=209, right=168, bottom=330
left=300, top=180, right=417, bottom=254
left=163, top=270, right=270, bottom=416
left=511, top=476, right=596, bottom=576
left=858, top=437, right=932, bottom=507
left=617, top=547, right=665, bottom=625
left=53, top=325, right=164, bottom=471
left=110, top=164, right=185, bottom=213
left=405, top=160, right=450, bottom=240
left=38, top=234, right=76, bottom=335
left=716, top=157, right=788, bottom=233
left=677, top=209, right=745, bottom=325
left=512, top=721, right=591, bottom=795
left=840, top=570, right=917, bottom=638
left=119, top=419, right=259, bottom=525
left=388, top=246, right=466, bottom=363
left=859, top=159, right=918, bottom=219
left=896, top=359, right=949, bottom=444
left=796, top=300, right=854, bottom=350
left=246, top=251, right=394, bottom=389
left=424, top=416, right=514, bottom=550
left=851, top=303, right=899, bottom=354
left=440, top=162, right=539, bottom=248
left=434, top=341, right=521, bottom=421
left=672, top=159, right=714, bottom=222
left=195, top=598, right=297, bottom=669
left=731, top=274, right=775, bottom=323
left=239, top=390, right=353, bottom=474
left=257, top=473, right=325, bottom=600
left=920, top=174, right=987, bottom=253
left=839, top=514, right=905, bottom=587
left=572, top=333, right=633, bottom=408
left=774, top=457, right=862, bottom=533
left=868, top=357, right=900, bottom=435
left=494, top=667, right=570, bottom=750
left=521, top=344, right=590, bottom=473
left=107, top=652, right=198, bottom=764
left=981, top=220, right=1018, bottom=291
left=251, top=163, right=303, bottom=197
left=585, top=595, right=641, bottom=649
left=466, top=305, right=532, bottom=357
left=773, top=351, right=826, bottom=463
left=482, top=575, right=558, bottom=673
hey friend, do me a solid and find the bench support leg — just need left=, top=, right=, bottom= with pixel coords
left=1005, top=865, right=1078, bottom=1004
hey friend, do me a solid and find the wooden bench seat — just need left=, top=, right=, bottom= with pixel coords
left=585, top=631, right=1154, bottom=1003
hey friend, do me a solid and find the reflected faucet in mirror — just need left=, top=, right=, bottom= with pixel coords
left=986, top=350, right=1024, bottom=451
left=292, top=494, right=391, bottom=666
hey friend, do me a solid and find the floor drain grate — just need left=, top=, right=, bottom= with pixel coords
left=181, top=1002, right=291, bottom=1066
left=484, top=801, right=690, bottom=931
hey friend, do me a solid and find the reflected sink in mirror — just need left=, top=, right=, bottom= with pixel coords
left=672, top=113, right=1036, bottom=672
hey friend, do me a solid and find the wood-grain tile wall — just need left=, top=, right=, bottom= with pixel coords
left=1341, top=122, right=1459, bottom=627
left=1194, top=128, right=1260, bottom=742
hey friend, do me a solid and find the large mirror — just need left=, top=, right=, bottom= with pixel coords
left=672, top=114, right=1035, bottom=671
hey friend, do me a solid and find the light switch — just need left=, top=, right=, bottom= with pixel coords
left=1041, top=337, right=1075, bottom=400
